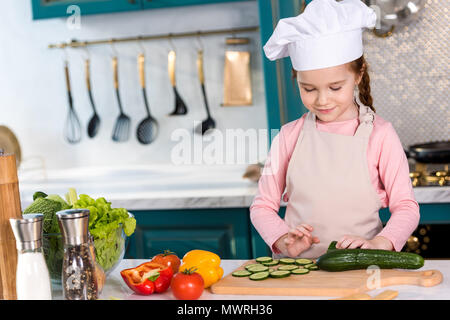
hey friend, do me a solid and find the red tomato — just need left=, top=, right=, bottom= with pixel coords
left=171, top=268, right=204, bottom=300
left=151, top=250, right=181, bottom=274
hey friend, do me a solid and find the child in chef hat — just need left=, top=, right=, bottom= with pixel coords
left=250, top=0, right=419, bottom=259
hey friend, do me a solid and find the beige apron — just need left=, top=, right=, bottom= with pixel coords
left=277, top=104, right=383, bottom=259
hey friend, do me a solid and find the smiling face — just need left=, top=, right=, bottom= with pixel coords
left=297, top=63, right=363, bottom=122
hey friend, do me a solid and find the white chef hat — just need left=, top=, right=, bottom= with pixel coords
left=263, top=0, right=377, bottom=71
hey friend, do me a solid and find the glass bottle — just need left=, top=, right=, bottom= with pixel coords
left=56, top=209, right=98, bottom=300
left=9, top=214, right=52, bottom=300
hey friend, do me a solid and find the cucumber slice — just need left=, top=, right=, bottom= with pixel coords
left=279, top=258, right=296, bottom=265
left=295, top=258, right=313, bottom=266
left=269, top=270, right=291, bottom=278
left=268, top=268, right=276, bottom=273
left=249, top=271, right=269, bottom=281
left=277, top=264, right=299, bottom=271
left=245, top=263, right=261, bottom=271
left=247, top=265, right=269, bottom=273
left=305, top=264, right=319, bottom=270
left=255, top=256, right=273, bottom=263
left=232, top=270, right=252, bottom=277
left=262, top=259, right=279, bottom=266
left=291, top=268, right=310, bottom=275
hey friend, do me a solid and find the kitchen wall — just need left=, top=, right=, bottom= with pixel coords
left=0, top=0, right=267, bottom=171
left=363, top=0, right=449, bottom=148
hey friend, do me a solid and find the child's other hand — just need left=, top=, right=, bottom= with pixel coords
left=283, top=224, right=320, bottom=257
left=336, top=235, right=394, bottom=251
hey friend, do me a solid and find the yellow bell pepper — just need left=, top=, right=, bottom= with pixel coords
left=179, top=250, right=224, bottom=288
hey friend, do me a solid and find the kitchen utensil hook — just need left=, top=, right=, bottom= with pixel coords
left=137, top=36, right=146, bottom=55
left=168, top=34, right=176, bottom=52
left=109, top=38, right=118, bottom=57
left=81, top=42, right=90, bottom=60
left=196, top=33, right=204, bottom=52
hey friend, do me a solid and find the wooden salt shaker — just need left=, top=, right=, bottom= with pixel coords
left=0, top=151, right=23, bottom=300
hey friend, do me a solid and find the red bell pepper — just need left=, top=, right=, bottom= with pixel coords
left=120, top=262, right=174, bottom=295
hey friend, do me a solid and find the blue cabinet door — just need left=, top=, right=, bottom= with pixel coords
left=142, top=0, right=252, bottom=9
left=125, top=208, right=253, bottom=260
left=31, top=0, right=142, bottom=20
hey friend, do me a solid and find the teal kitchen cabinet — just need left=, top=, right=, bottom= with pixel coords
left=31, top=0, right=254, bottom=20
left=142, top=0, right=251, bottom=10
left=31, top=0, right=142, bottom=20
left=125, top=208, right=253, bottom=260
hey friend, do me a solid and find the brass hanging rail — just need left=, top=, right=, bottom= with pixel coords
left=48, top=25, right=259, bottom=49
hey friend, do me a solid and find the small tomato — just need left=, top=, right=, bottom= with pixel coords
left=171, top=267, right=204, bottom=300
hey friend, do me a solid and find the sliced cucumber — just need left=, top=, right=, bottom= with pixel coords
left=255, top=256, right=273, bottom=263
left=279, top=258, right=296, bottom=265
left=277, top=264, right=299, bottom=271
left=231, top=270, right=252, bottom=277
left=247, top=265, right=269, bottom=273
left=268, top=268, right=276, bottom=273
left=291, top=268, right=310, bottom=275
left=295, top=258, right=313, bottom=266
left=269, top=270, right=291, bottom=278
left=245, top=263, right=261, bottom=271
left=249, top=271, right=270, bottom=281
left=305, top=264, right=319, bottom=270
left=262, top=259, right=279, bottom=266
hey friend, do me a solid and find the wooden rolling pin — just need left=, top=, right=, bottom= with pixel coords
left=0, top=152, right=23, bottom=300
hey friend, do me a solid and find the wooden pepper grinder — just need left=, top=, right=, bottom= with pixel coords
left=0, top=151, right=23, bottom=300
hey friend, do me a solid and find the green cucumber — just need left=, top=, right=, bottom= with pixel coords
left=249, top=271, right=269, bottom=281
left=269, top=270, right=291, bottom=278
left=316, top=246, right=425, bottom=272
left=268, top=268, right=276, bottom=273
left=291, top=268, right=310, bottom=275
left=247, top=265, right=269, bottom=273
left=255, top=256, right=273, bottom=263
left=277, top=265, right=299, bottom=271
left=262, top=259, right=279, bottom=266
left=327, top=241, right=338, bottom=252
left=279, top=258, right=296, bottom=265
left=295, top=258, right=313, bottom=266
left=232, top=270, right=252, bottom=277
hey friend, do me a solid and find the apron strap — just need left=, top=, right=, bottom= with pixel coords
left=354, top=104, right=375, bottom=138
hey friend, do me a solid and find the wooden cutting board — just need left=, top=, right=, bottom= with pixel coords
left=210, top=260, right=443, bottom=297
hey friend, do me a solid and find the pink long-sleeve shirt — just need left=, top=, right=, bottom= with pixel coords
left=250, top=112, right=420, bottom=253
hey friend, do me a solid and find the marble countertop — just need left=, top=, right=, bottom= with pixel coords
left=18, top=164, right=450, bottom=210
left=51, top=259, right=449, bottom=300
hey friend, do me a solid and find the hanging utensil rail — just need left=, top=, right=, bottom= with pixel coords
left=48, top=26, right=259, bottom=49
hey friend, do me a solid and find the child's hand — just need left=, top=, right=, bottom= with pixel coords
left=276, top=224, right=320, bottom=258
left=336, top=235, right=394, bottom=251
